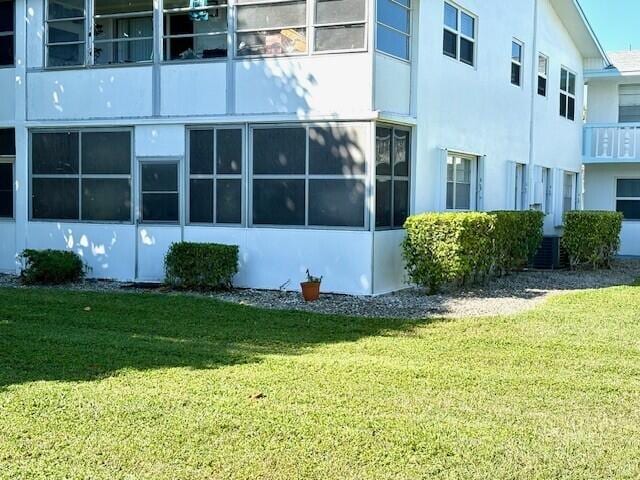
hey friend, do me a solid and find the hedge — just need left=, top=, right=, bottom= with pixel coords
left=164, top=242, right=239, bottom=290
left=20, top=249, right=85, bottom=285
left=490, top=210, right=545, bottom=276
left=562, top=211, right=623, bottom=269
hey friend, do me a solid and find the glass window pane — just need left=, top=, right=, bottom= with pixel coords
left=0, top=163, right=12, bottom=218
left=309, top=126, right=366, bottom=175
left=141, top=164, right=178, bottom=192
left=560, top=93, right=567, bottom=117
left=47, top=44, right=85, bottom=67
left=164, top=0, right=228, bottom=8
left=253, top=179, right=305, bottom=226
left=568, top=72, right=576, bottom=95
left=538, top=55, right=547, bottom=75
left=32, top=132, right=79, bottom=175
left=48, top=19, right=85, bottom=42
left=444, top=3, right=457, bottom=30
left=512, top=42, right=521, bottom=62
left=460, top=12, right=474, bottom=38
left=377, top=24, right=409, bottom=59
left=393, top=180, right=409, bottom=227
left=94, top=0, right=153, bottom=15
left=48, top=0, right=84, bottom=19
left=393, top=130, right=410, bottom=176
left=460, top=37, right=474, bottom=65
left=315, top=25, right=365, bottom=52
left=216, top=179, right=242, bottom=224
left=455, top=183, right=471, bottom=210
left=443, top=29, right=457, bottom=58
left=189, top=179, right=214, bottom=223
left=81, top=131, right=131, bottom=174
left=0, top=163, right=11, bottom=191
left=236, top=29, right=307, bottom=56
left=237, top=2, right=306, bottom=30
left=253, top=128, right=306, bottom=175
left=567, top=96, right=575, bottom=121
left=82, top=178, right=132, bottom=222
left=309, top=179, right=365, bottom=227
left=95, top=39, right=153, bottom=65
left=511, top=63, right=521, bottom=86
left=447, top=157, right=454, bottom=181
left=377, top=0, right=410, bottom=33
left=376, top=178, right=391, bottom=228
left=376, top=127, right=391, bottom=176
left=0, top=1, right=13, bottom=32
left=617, top=200, right=640, bottom=220
left=538, top=76, right=547, bottom=96
left=0, top=36, right=14, bottom=66
left=217, top=129, right=242, bottom=175
left=32, top=178, right=79, bottom=220
left=190, top=130, right=214, bottom=175
left=317, top=0, right=365, bottom=24
left=560, top=68, right=568, bottom=91
left=446, top=181, right=454, bottom=209
left=617, top=179, right=640, bottom=198
left=163, top=10, right=228, bottom=60
left=142, top=193, right=179, bottom=222
left=0, top=128, right=15, bottom=156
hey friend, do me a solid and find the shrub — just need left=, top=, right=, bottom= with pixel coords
left=562, top=211, right=623, bottom=269
left=165, top=242, right=239, bottom=290
left=20, top=249, right=85, bottom=285
left=490, top=210, right=544, bottom=275
left=402, top=212, right=495, bottom=294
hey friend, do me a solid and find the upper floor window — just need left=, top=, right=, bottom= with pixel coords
left=511, top=40, right=523, bottom=86
left=443, top=2, right=475, bottom=67
left=616, top=178, right=640, bottom=221
left=376, top=0, right=411, bottom=61
left=0, top=0, right=14, bottom=66
left=46, top=0, right=87, bottom=67
left=315, top=0, right=366, bottom=52
left=619, top=84, right=640, bottom=123
left=446, top=153, right=476, bottom=211
left=560, top=67, right=576, bottom=121
left=538, top=54, right=548, bottom=96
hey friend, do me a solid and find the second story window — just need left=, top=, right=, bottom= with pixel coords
left=46, top=0, right=87, bottom=67
left=619, top=85, right=640, bottom=123
left=376, top=0, right=411, bottom=61
left=511, top=40, right=523, bottom=86
left=538, top=54, right=548, bottom=96
left=315, top=0, right=366, bottom=52
left=560, top=67, right=576, bottom=121
left=163, top=0, right=228, bottom=61
left=235, top=1, right=308, bottom=57
left=0, top=0, right=14, bottom=66
left=443, top=2, right=475, bottom=67
left=93, top=0, right=154, bottom=65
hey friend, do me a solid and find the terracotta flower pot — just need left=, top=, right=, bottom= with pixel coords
left=300, top=281, right=321, bottom=302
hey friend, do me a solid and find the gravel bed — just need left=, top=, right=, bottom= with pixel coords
left=2, top=259, right=639, bottom=319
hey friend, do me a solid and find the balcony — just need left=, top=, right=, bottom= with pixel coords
left=584, top=124, right=640, bottom=163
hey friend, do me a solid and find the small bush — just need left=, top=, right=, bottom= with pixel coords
left=562, top=211, right=623, bottom=269
left=402, top=212, right=495, bottom=294
left=490, top=210, right=544, bottom=275
left=20, top=249, right=85, bottom=285
left=165, top=242, right=239, bottom=290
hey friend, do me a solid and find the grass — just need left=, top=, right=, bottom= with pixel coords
left=1, top=286, right=640, bottom=479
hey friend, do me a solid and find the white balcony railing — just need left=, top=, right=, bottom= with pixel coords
left=583, top=124, right=640, bottom=163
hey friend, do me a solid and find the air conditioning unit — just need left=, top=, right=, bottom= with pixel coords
left=531, top=236, right=569, bottom=270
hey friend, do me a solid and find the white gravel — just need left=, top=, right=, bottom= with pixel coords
left=2, top=259, right=639, bottom=319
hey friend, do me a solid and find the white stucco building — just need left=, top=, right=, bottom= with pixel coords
left=0, top=0, right=610, bottom=294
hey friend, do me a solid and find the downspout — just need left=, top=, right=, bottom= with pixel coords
left=527, top=0, right=539, bottom=208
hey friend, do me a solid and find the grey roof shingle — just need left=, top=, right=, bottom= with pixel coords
left=608, top=51, right=640, bottom=72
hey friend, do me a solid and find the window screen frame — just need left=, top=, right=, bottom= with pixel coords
left=537, top=53, right=548, bottom=97
left=445, top=152, right=477, bottom=211
left=0, top=157, right=14, bottom=220
left=313, top=0, right=368, bottom=55
left=0, top=0, right=15, bottom=68
left=29, top=128, right=134, bottom=223
left=615, top=176, right=640, bottom=222
left=375, top=0, right=411, bottom=62
left=45, top=0, right=89, bottom=68
left=138, top=157, right=182, bottom=225
left=442, top=1, right=476, bottom=68
left=186, top=125, right=245, bottom=226
left=511, top=39, right=523, bottom=87
left=249, top=122, right=370, bottom=231
left=560, top=66, right=577, bottom=121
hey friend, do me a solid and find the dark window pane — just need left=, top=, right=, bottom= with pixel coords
left=94, top=0, right=153, bottom=15
left=142, top=193, right=179, bottom=222
left=377, top=24, right=409, bottom=59
left=190, top=129, right=214, bottom=175
left=253, top=128, right=306, bottom=175
left=511, top=63, right=521, bottom=86
left=48, top=0, right=84, bottom=18
left=253, top=179, right=305, bottom=226
left=189, top=179, right=213, bottom=223
left=47, top=43, right=85, bottom=67
left=0, top=162, right=11, bottom=191
left=309, top=179, right=365, bottom=227
left=460, top=37, right=474, bottom=65
left=617, top=200, right=640, bottom=220
left=315, top=24, right=365, bottom=51
left=82, top=178, right=131, bottom=222
left=0, top=36, right=13, bottom=66
left=443, top=29, right=457, bottom=58
left=0, top=1, right=13, bottom=32
left=560, top=93, right=567, bottom=117
left=0, top=162, right=12, bottom=218
left=538, top=76, right=547, bottom=96
left=141, top=163, right=178, bottom=192
left=0, top=128, right=15, bottom=155
left=456, top=183, right=471, bottom=210
left=81, top=131, right=131, bottom=174
left=376, top=178, right=391, bottom=228
left=309, top=126, right=366, bottom=175
left=32, top=178, right=79, bottom=220
left=217, top=129, right=242, bottom=175
left=393, top=180, right=409, bottom=227
left=393, top=130, right=410, bottom=176
left=377, top=0, right=409, bottom=33
left=317, top=0, right=366, bottom=24
left=216, top=179, right=242, bottom=224
left=617, top=179, right=640, bottom=198
left=446, top=181, right=454, bottom=210
left=567, top=96, right=575, bottom=121
left=48, top=20, right=85, bottom=42
left=32, top=132, right=79, bottom=174
left=0, top=191, right=11, bottom=218
left=619, top=106, right=640, bottom=123
left=376, top=127, right=391, bottom=176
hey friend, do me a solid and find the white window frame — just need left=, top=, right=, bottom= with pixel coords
left=562, top=171, right=577, bottom=213
left=615, top=177, right=640, bottom=222
left=0, top=157, right=14, bottom=220
left=511, top=39, right=523, bottom=87
left=537, top=53, right=548, bottom=97
left=45, top=0, right=88, bottom=68
left=560, top=66, right=577, bottom=121
left=375, top=0, right=411, bottom=62
left=443, top=1, right=477, bottom=68
left=446, top=152, right=477, bottom=211
left=0, top=0, right=15, bottom=68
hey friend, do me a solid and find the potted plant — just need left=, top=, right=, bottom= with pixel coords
left=301, top=270, right=322, bottom=302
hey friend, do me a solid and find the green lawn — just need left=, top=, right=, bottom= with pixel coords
left=1, top=286, right=640, bottom=479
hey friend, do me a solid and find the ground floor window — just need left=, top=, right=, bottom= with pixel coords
left=616, top=178, right=640, bottom=220
left=514, top=163, right=527, bottom=210
left=30, top=129, right=133, bottom=222
left=141, top=161, right=180, bottom=224
left=375, top=126, right=410, bottom=229
left=251, top=124, right=367, bottom=228
left=446, top=153, right=476, bottom=211
left=0, top=160, right=12, bottom=218
left=562, top=171, right=577, bottom=213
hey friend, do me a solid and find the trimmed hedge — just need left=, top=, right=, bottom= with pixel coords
left=20, top=249, right=85, bottom=285
left=164, top=242, right=239, bottom=290
left=562, top=211, right=623, bottom=269
left=402, top=212, right=495, bottom=294
left=490, top=210, right=545, bottom=276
